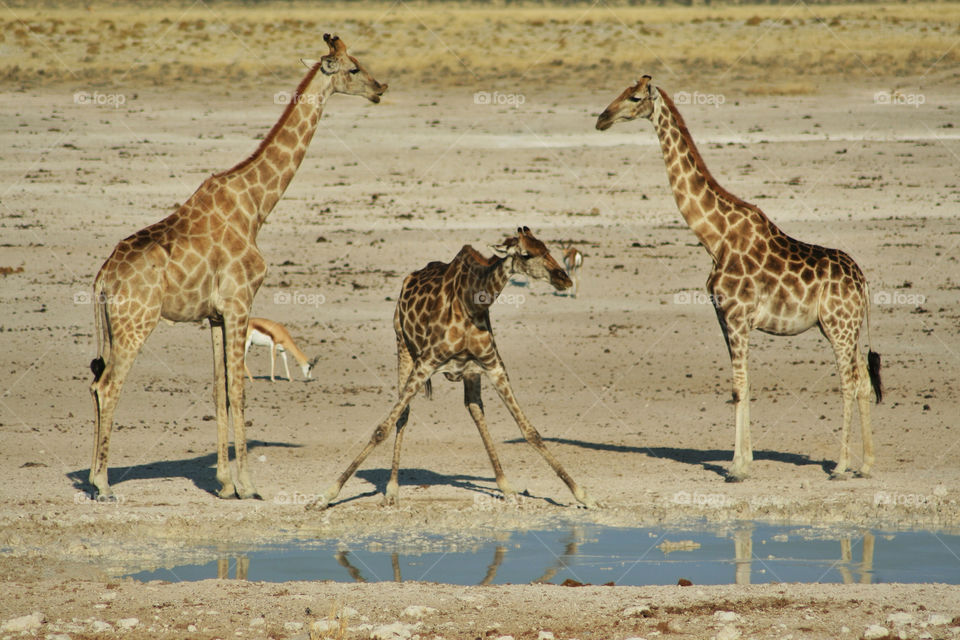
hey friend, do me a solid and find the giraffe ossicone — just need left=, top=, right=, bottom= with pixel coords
left=597, top=75, right=882, bottom=482
left=88, top=35, right=386, bottom=501
left=309, top=226, right=596, bottom=510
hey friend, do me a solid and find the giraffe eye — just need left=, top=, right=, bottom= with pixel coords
left=628, top=96, right=642, bottom=103
left=349, top=68, right=360, bottom=75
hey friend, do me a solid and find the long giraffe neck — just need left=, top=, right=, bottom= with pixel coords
left=217, top=65, right=333, bottom=224
left=454, top=247, right=512, bottom=311
left=652, top=89, right=772, bottom=258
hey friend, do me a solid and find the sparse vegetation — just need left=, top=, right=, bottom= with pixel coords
left=2, top=2, right=958, bottom=92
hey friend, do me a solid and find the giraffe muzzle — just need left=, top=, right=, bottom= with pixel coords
left=596, top=111, right=614, bottom=131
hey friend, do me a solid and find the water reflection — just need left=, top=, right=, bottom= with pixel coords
left=731, top=523, right=874, bottom=585
left=128, top=523, right=955, bottom=586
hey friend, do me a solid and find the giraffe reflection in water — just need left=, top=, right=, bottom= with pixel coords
left=732, top=524, right=875, bottom=585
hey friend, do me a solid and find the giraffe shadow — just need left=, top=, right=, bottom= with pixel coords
left=505, top=437, right=833, bottom=479
left=66, top=439, right=302, bottom=497
left=322, top=468, right=563, bottom=508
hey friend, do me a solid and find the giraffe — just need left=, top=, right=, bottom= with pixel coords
left=596, top=76, right=882, bottom=482
left=309, top=227, right=596, bottom=509
left=87, top=34, right=386, bottom=500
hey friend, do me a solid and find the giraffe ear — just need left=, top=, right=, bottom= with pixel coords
left=490, top=243, right=509, bottom=257
left=320, top=56, right=340, bottom=75
left=300, top=58, right=319, bottom=69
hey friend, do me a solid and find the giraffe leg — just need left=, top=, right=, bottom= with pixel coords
left=89, top=345, right=139, bottom=499
left=855, top=352, right=875, bottom=478
left=714, top=301, right=752, bottom=482
left=826, top=332, right=859, bottom=479
left=210, top=322, right=237, bottom=498
left=486, top=365, right=595, bottom=508
left=310, top=361, right=433, bottom=510
left=223, top=313, right=260, bottom=499
left=89, top=298, right=159, bottom=499
left=383, top=333, right=415, bottom=505
left=464, top=373, right=516, bottom=500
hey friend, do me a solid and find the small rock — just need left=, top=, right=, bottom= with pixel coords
left=716, top=624, right=741, bottom=640
left=2, top=612, right=44, bottom=632
left=715, top=611, right=740, bottom=623
left=313, top=619, right=338, bottom=633
left=340, top=606, right=360, bottom=619
left=622, top=605, right=652, bottom=618
left=90, top=620, right=113, bottom=633
left=841, top=626, right=851, bottom=634
left=371, top=621, right=418, bottom=640
left=250, top=617, right=265, bottom=627
left=929, top=614, right=952, bottom=626
left=864, top=625, right=889, bottom=640
left=887, top=612, right=915, bottom=626
left=187, top=624, right=197, bottom=633
left=539, top=632, right=555, bottom=640
left=283, top=621, right=303, bottom=631
left=117, top=617, right=139, bottom=629
left=401, top=605, right=437, bottom=619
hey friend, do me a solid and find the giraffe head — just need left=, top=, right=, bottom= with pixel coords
left=309, top=34, right=388, bottom=103
left=595, top=75, right=658, bottom=131
left=493, top=227, right=572, bottom=292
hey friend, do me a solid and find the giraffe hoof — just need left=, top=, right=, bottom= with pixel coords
left=854, top=470, right=872, bottom=479
left=829, top=471, right=851, bottom=481
left=380, top=494, right=399, bottom=508
left=724, top=473, right=747, bottom=483
left=217, top=486, right=240, bottom=499
left=305, top=498, right=329, bottom=511
left=94, top=491, right=119, bottom=503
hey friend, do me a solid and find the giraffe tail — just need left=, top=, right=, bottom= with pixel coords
left=90, top=275, right=109, bottom=383
left=865, top=282, right=883, bottom=404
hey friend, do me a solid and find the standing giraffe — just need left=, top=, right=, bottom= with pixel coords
left=596, top=76, right=881, bottom=481
left=88, top=35, right=386, bottom=500
left=309, top=227, right=595, bottom=509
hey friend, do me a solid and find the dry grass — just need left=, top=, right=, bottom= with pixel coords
left=1, top=2, right=958, bottom=92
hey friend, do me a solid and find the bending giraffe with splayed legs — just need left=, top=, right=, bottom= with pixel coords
left=88, top=35, right=386, bottom=500
left=309, top=227, right=595, bottom=509
left=597, top=76, right=881, bottom=482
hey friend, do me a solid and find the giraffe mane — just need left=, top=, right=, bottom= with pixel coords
left=458, top=245, right=496, bottom=267
left=657, top=88, right=767, bottom=221
left=215, top=62, right=323, bottom=178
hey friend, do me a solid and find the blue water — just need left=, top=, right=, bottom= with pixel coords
left=128, top=522, right=960, bottom=585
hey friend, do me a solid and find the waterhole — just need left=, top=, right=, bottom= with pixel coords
left=129, top=522, right=960, bottom=586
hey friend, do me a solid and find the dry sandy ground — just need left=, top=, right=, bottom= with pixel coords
left=2, top=65, right=960, bottom=638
